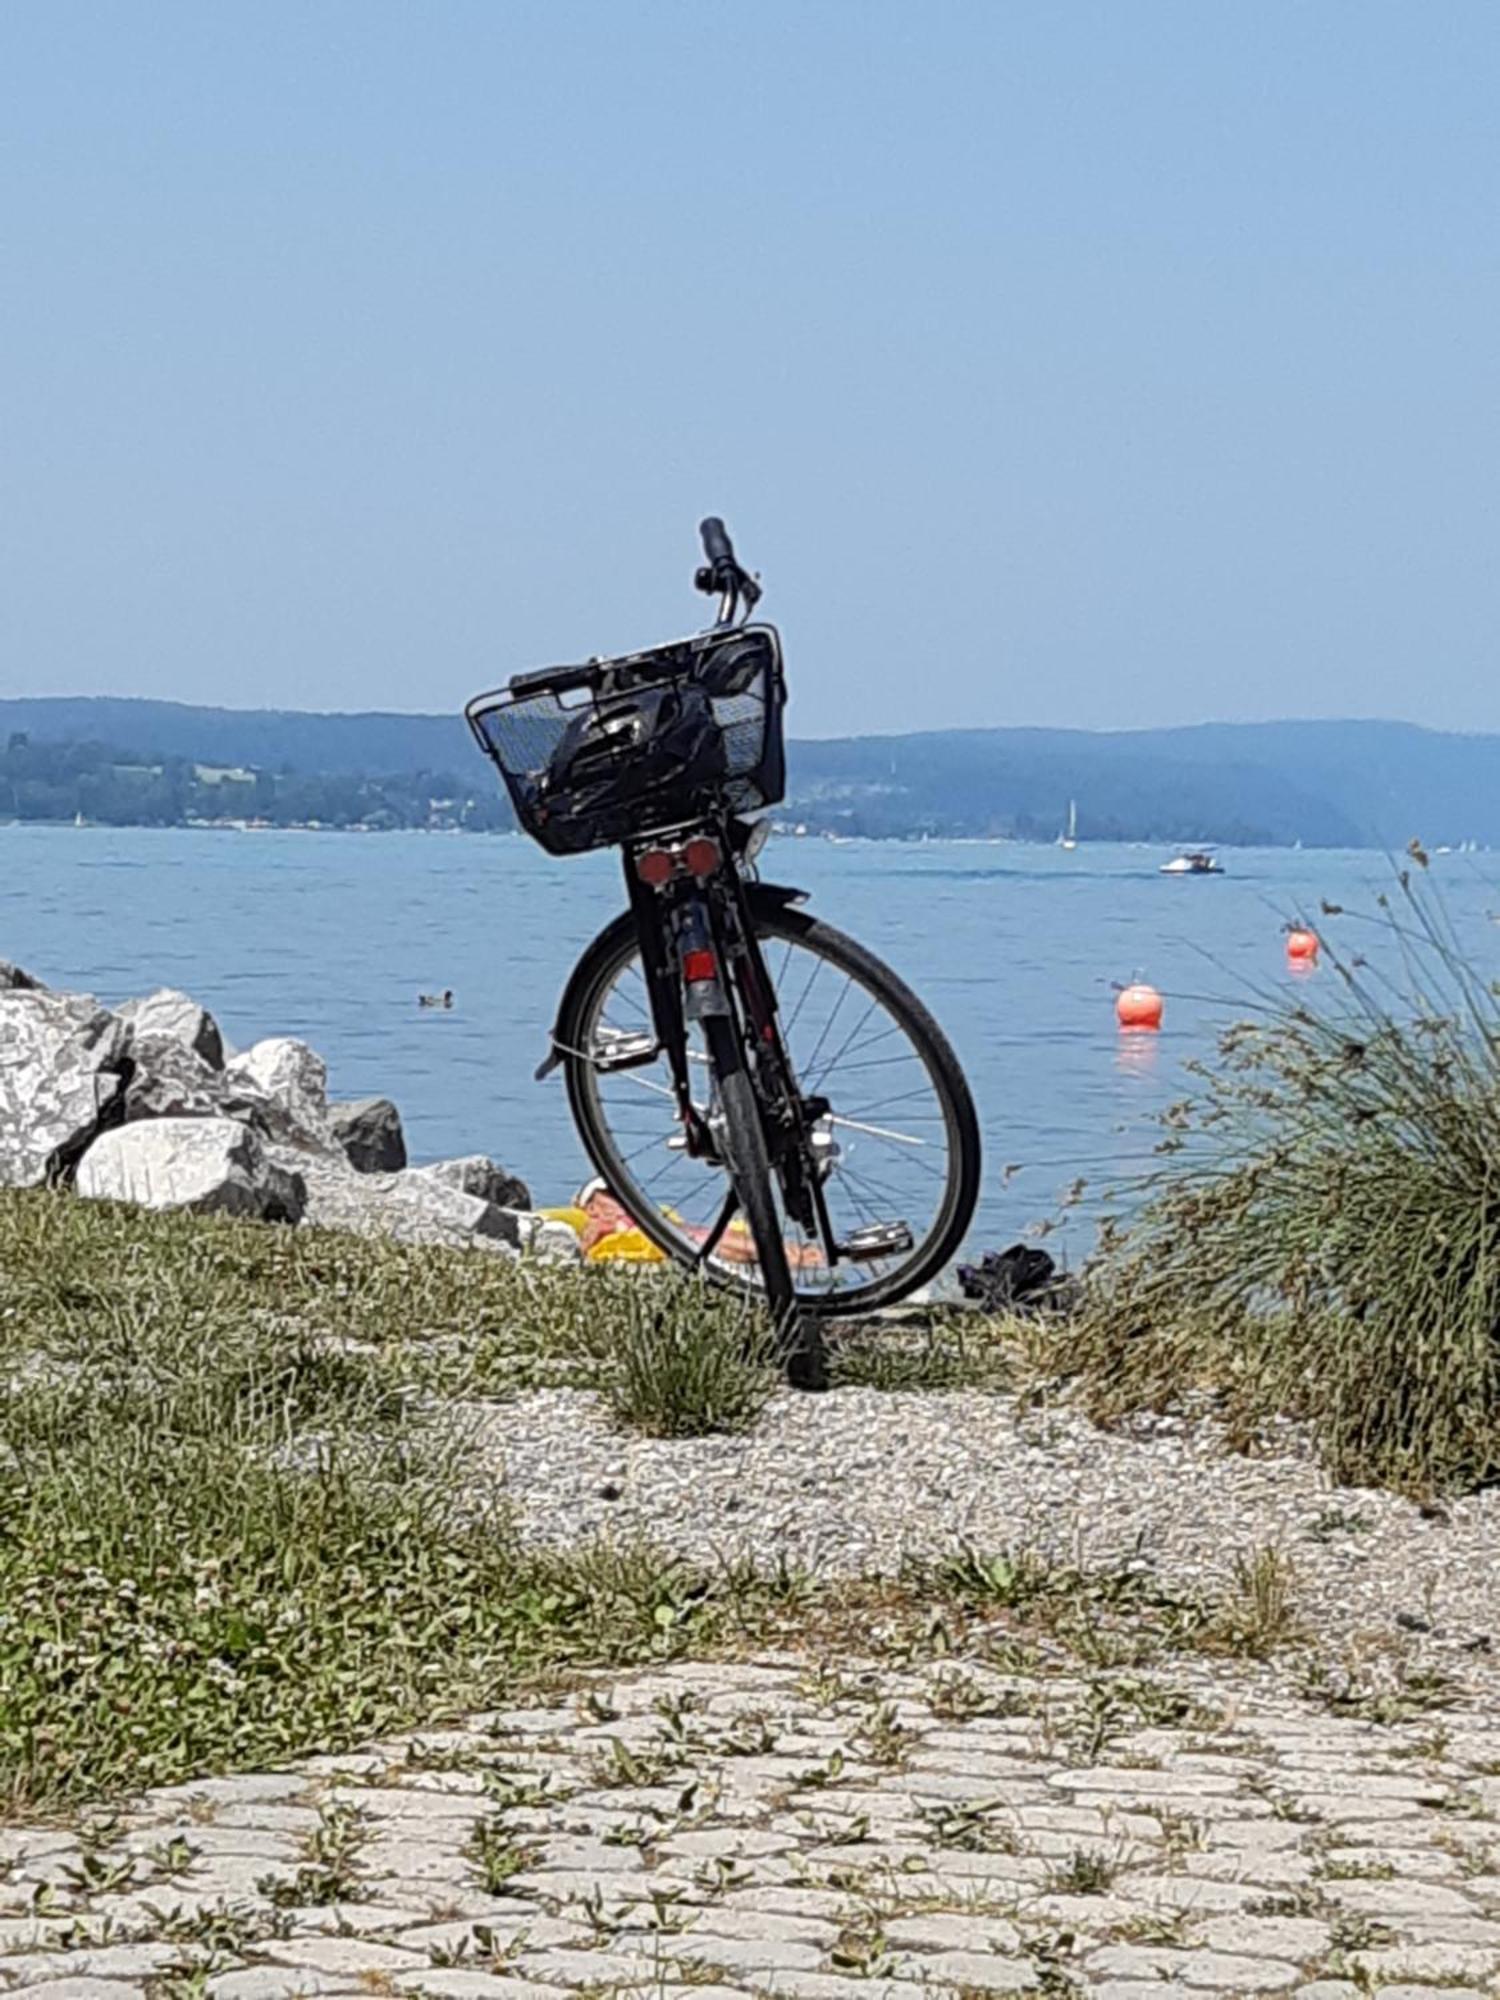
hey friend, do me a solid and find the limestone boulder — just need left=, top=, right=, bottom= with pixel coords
left=75, top=1117, right=306, bottom=1223
left=0, top=989, right=129, bottom=1186
left=118, top=987, right=225, bottom=1068
left=414, top=1153, right=531, bottom=1212
left=328, top=1096, right=407, bottom=1173
left=225, top=1037, right=335, bottom=1150
left=285, top=1152, right=519, bottom=1255
left=0, top=960, right=44, bottom=992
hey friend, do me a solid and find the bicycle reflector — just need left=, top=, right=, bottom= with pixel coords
left=682, top=947, right=718, bottom=984
left=636, top=848, right=675, bottom=887
left=683, top=836, right=721, bottom=877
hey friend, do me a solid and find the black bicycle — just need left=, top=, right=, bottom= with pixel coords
left=467, top=519, right=981, bottom=1386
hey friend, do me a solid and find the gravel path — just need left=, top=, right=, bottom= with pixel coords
left=476, top=1386, right=1500, bottom=1693
left=8, top=1649, right=1500, bottom=1996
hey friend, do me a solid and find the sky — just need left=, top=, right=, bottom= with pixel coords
left=2, top=2, right=1497, bottom=738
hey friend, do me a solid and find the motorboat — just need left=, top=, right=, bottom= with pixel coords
left=1160, top=849, right=1224, bottom=876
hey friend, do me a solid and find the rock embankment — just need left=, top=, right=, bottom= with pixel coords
left=0, top=958, right=573, bottom=1258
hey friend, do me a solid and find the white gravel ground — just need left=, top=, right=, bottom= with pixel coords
left=473, top=1383, right=1500, bottom=1689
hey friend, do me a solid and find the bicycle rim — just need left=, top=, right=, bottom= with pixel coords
left=561, top=894, right=981, bottom=1314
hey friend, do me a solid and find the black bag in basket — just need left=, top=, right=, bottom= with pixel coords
left=533, top=680, right=727, bottom=843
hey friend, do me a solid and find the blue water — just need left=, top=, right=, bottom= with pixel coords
left=5, top=824, right=1498, bottom=1255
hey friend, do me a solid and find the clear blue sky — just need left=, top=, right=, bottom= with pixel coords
left=3, top=2, right=1496, bottom=736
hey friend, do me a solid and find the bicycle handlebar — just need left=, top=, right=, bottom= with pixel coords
left=699, top=517, right=735, bottom=570
left=695, top=515, right=761, bottom=618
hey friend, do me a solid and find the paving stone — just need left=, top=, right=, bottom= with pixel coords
left=392, top=1979, right=574, bottom=1998
left=741, top=1978, right=933, bottom=2000
left=883, top=1912, right=1024, bottom=1953
left=390, top=1916, right=585, bottom=1955
left=206, top=1971, right=352, bottom=1998
left=1347, top=1948, right=1500, bottom=1981
left=145, top=1774, right=311, bottom=1809
left=264, top=1936, right=429, bottom=1974
left=6, top=1985, right=151, bottom=1999
left=1197, top=1914, right=1333, bottom=1957
left=1086, top=1944, right=1300, bottom=1989
left=904, top=1950, right=1036, bottom=1990
left=1329, top=1878, right=1480, bottom=1916
left=1115, top=1871, right=1259, bottom=1912
left=1373, top=1987, right=1491, bottom=2000
left=319, top=1786, right=482, bottom=1821
left=18, top=1949, right=179, bottom=1981
left=650, top=1930, right=829, bottom=1973
left=358, top=1839, right=476, bottom=1882
left=272, top=1899, right=437, bottom=1933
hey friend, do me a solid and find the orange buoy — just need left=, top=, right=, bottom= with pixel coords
left=1287, top=927, right=1319, bottom=963
left=1116, top=982, right=1164, bottom=1031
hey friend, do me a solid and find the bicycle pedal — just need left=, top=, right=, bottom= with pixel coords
left=836, top=1222, right=915, bottom=1262
left=589, top=1029, right=660, bottom=1073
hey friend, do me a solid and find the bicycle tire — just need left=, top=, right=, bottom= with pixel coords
left=559, top=888, right=982, bottom=1316
left=701, top=1013, right=827, bottom=1387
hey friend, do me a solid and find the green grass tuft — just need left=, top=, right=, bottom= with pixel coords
left=1046, top=872, right=1500, bottom=1494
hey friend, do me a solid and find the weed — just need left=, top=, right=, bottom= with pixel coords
left=587, top=1276, right=779, bottom=1438
left=1311, top=1855, right=1396, bottom=1882
left=829, top=1317, right=1010, bottom=1393
left=1329, top=1911, right=1400, bottom=1951
left=257, top=1802, right=368, bottom=1907
left=1205, top=1546, right=1304, bottom=1659
left=464, top=1814, right=539, bottom=1895
left=1306, top=1507, right=1373, bottom=1542
left=853, top=1700, right=913, bottom=1768
left=1105, top=1909, right=1191, bottom=1944
left=586, top=1735, right=689, bottom=1790
left=915, top=1798, right=1019, bottom=1854
left=1043, top=1847, right=1118, bottom=1895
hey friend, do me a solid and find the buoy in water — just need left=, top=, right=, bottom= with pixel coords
left=1286, top=928, right=1320, bottom=963
left=1116, top=982, right=1164, bottom=1031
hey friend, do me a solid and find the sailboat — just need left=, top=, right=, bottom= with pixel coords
left=1058, top=800, right=1078, bottom=851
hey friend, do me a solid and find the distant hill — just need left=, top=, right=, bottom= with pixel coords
left=3, top=696, right=1498, bottom=847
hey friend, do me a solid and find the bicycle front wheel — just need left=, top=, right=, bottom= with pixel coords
left=560, top=890, right=982, bottom=1315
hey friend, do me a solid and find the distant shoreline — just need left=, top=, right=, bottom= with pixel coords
left=5, top=816, right=1481, bottom=856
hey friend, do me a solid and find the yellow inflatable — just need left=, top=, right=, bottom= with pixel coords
left=586, top=1227, right=668, bottom=1264
left=537, top=1205, right=590, bottom=1239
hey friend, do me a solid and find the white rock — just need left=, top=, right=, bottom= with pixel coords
left=414, top=1154, right=531, bottom=1209
left=117, top=986, right=225, bottom=1068
left=76, top=1117, right=306, bottom=1223
left=0, top=990, right=129, bottom=1187
left=227, top=1037, right=331, bottom=1144
left=285, top=1152, right=519, bottom=1255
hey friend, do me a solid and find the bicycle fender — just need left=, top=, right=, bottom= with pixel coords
left=537, top=883, right=806, bottom=1079
left=535, top=906, right=640, bottom=1081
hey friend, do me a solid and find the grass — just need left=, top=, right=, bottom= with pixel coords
left=583, top=1275, right=780, bottom=1437
left=0, top=1191, right=803, bottom=1811
left=1043, top=867, right=1500, bottom=1494
left=828, top=1314, right=1013, bottom=1392
left=0, top=1188, right=1309, bottom=1816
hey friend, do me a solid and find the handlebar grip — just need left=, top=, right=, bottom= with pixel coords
left=699, top=516, right=735, bottom=570
left=508, top=661, right=597, bottom=698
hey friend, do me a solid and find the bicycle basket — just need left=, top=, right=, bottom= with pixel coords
left=465, top=623, right=786, bottom=856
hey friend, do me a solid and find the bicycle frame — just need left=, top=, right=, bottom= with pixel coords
left=616, top=816, right=843, bottom=1276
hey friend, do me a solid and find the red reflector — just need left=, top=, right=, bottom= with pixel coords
left=636, top=848, right=675, bottom=887
left=682, top=947, right=718, bottom=984
left=683, top=836, right=721, bottom=877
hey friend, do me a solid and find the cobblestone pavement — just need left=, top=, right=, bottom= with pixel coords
left=5, top=1653, right=1500, bottom=2000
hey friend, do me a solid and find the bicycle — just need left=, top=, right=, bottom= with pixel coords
left=466, top=519, right=981, bottom=1387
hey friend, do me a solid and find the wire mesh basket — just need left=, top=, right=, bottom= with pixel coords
left=466, top=624, right=785, bottom=856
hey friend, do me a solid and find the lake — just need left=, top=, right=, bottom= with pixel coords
left=5, top=824, right=1498, bottom=1259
